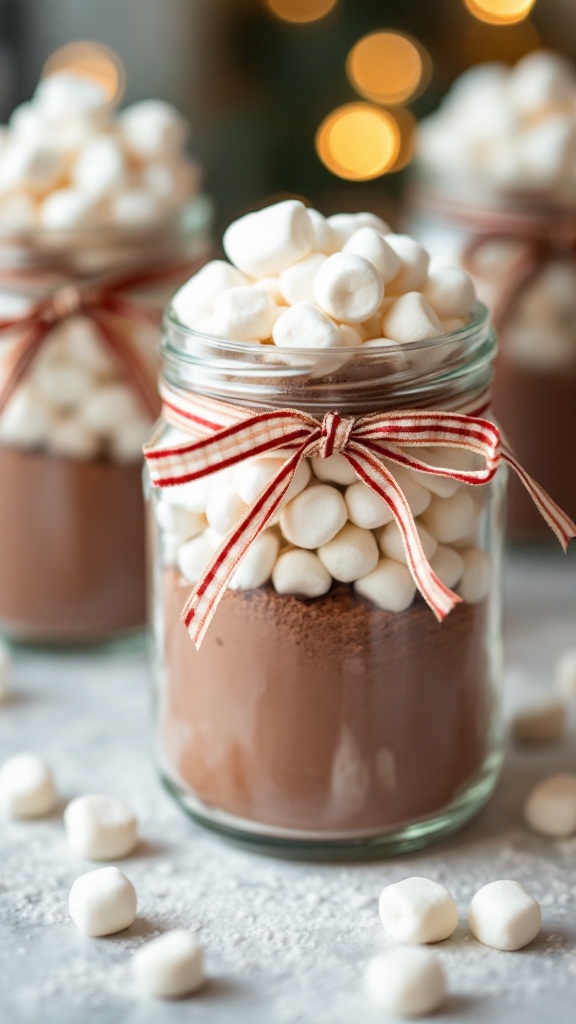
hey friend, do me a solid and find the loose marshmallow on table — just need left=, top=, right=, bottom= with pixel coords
left=64, top=794, right=138, bottom=860
left=272, top=548, right=332, bottom=598
left=318, top=523, right=379, bottom=583
left=132, top=930, right=205, bottom=999
left=365, top=947, right=446, bottom=1017
left=556, top=646, right=576, bottom=697
left=511, top=697, right=566, bottom=745
left=223, top=199, right=314, bottom=277
left=314, top=252, right=384, bottom=324
left=524, top=773, right=576, bottom=838
left=354, top=559, right=417, bottom=612
left=0, top=753, right=58, bottom=818
left=280, top=484, right=348, bottom=549
left=69, top=866, right=137, bottom=937
left=468, top=880, right=541, bottom=951
left=379, top=876, right=459, bottom=944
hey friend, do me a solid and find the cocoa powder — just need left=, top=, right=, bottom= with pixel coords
left=160, top=569, right=492, bottom=836
left=0, top=446, right=146, bottom=642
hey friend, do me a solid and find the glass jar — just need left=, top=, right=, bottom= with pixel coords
left=0, top=197, right=211, bottom=643
left=146, top=304, right=507, bottom=856
left=408, top=171, right=576, bottom=541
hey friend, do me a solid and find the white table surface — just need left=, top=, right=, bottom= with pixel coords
left=1, top=548, right=575, bottom=1024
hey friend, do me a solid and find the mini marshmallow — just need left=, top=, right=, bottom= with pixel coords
left=40, top=188, right=100, bottom=229
left=35, top=72, right=109, bottom=121
left=213, top=286, right=277, bottom=341
left=306, top=208, right=339, bottom=254
left=0, top=383, right=50, bottom=447
left=272, top=548, right=332, bottom=598
left=511, top=698, right=566, bottom=745
left=339, top=324, right=364, bottom=347
left=172, top=260, right=250, bottom=326
left=556, top=646, right=576, bottom=697
left=389, top=465, right=432, bottom=517
left=108, top=189, right=161, bottom=226
left=423, top=267, right=476, bottom=319
left=47, top=417, right=100, bottom=460
left=458, top=548, right=491, bottom=604
left=411, top=449, right=462, bottom=498
left=155, top=501, right=206, bottom=539
left=430, top=545, right=464, bottom=589
left=379, top=876, right=459, bottom=944
left=318, top=523, right=379, bottom=583
left=110, top=418, right=152, bottom=463
left=235, top=456, right=310, bottom=505
left=132, top=930, right=205, bottom=999
left=314, top=252, right=384, bottom=324
left=345, top=480, right=394, bottom=530
left=377, top=521, right=437, bottom=566
left=69, top=866, right=137, bottom=937
left=0, top=753, right=57, bottom=819
left=255, top=276, right=284, bottom=304
left=506, top=51, right=574, bottom=117
left=205, top=478, right=247, bottom=534
left=0, top=640, right=9, bottom=703
left=273, top=302, right=341, bottom=349
left=311, top=453, right=357, bottom=486
left=420, top=490, right=477, bottom=544
left=54, top=317, right=117, bottom=377
left=163, top=476, right=212, bottom=514
left=279, top=253, right=327, bottom=305
left=468, top=880, right=541, bottom=951
left=365, top=948, right=446, bottom=1018
left=354, top=559, right=417, bottom=613
left=382, top=292, right=443, bottom=344
left=0, top=140, right=64, bottom=196
left=342, top=227, right=401, bottom=284
left=327, top=211, right=390, bottom=247
left=223, top=199, right=314, bottom=277
left=35, top=363, right=93, bottom=410
left=64, top=795, right=138, bottom=860
left=280, top=484, right=348, bottom=549
left=72, top=135, right=127, bottom=198
left=177, top=533, right=218, bottom=584
left=524, top=773, right=576, bottom=838
left=229, top=530, right=280, bottom=590
left=385, top=235, right=430, bottom=295
left=119, top=99, right=189, bottom=159
left=81, top=384, right=142, bottom=435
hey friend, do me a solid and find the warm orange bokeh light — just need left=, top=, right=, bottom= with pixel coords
left=387, top=107, right=417, bottom=174
left=346, top=32, right=429, bottom=105
left=315, top=103, right=401, bottom=181
left=463, top=0, right=537, bottom=26
left=266, top=0, right=338, bottom=24
left=42, top=42, right=126, bottom=105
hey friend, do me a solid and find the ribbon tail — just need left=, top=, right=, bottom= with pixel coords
left=501, top=441, right=576, bottom=551
left=344, top=441, right=461, bottom=622
left=90, top=309, right=159, bottom=421
left=181, top=445, right=308, bottom=649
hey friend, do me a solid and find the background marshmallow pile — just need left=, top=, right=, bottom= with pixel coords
left=160, top=203, right=489, bottom=612
left=0, top=71, right=200, bottom=230
left=417, top=51, right=576, bottom=199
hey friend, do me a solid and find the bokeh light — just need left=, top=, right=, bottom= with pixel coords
left=386, top=107, right=417, bottom=174
left=464, top=19, right=540, bottom=63
left=463, top=0, right=537, bottom=25
left=266, top=0, right=338, bottom=24
left=315, top=103, right=401, bottom=181
left=346, top=32, right=430, bottom=105
left=42, top=41, right=125, bottom=105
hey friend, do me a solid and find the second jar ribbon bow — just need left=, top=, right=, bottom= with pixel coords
left=0, top=258, right=203, bottom=419
left=145, top=381, right=576, bottom=649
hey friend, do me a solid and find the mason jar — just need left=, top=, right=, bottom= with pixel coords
left=145, top=303, right=507, bottom=856
left=408, top=171, right=576, bottom=540
left=0, top=197, right=211, bottom=643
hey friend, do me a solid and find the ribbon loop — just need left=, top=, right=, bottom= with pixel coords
left=319, top=411, right=355, bottom=458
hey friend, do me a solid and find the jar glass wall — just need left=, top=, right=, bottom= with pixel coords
left=0, top=197, right=211, bottom=643
left=146, top=306, right=506, bottom=856
left=408, top=172, right=576, bottom=540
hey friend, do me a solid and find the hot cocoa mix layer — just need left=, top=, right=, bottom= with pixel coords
left=0, top=446, right=146, bottom=642
left=161, top=570, right=492, bottom=835
left=493, top=355, right=576, bottom=539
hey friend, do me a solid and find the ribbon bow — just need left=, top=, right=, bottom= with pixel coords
left=145, top=382, right=575, bottom=649
left=0, top=257, right=203, bottom=419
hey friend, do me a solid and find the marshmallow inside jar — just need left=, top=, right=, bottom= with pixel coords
left=0, top=57, right=211, bottom=644
left=146, top=198, right=507, bottom=855
left=410, top=51, right=576, bottom=539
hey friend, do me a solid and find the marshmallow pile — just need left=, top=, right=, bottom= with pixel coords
left=157, top=440, right=491, bottom=612
left=418, top=52, right=576, bottom=199
left=172, top=199, right=476, bottom=350
left=0, top=71, right=199, bottom=230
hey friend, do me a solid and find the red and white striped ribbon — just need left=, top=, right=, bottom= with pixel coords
left=145, top=380, right=576, bottom=649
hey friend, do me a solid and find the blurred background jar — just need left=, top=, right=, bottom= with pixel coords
left=409, top=52, right=576, bottom=539
left=0, top=52, right=211, bottom=643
